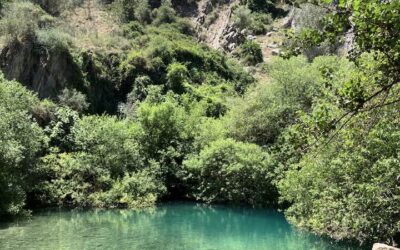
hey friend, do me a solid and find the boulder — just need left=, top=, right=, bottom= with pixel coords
left=267, top=43, right=278, bottom=49
left=271, top=49, right=281, bottom=56
left=372, top=243, right=400, bottom=250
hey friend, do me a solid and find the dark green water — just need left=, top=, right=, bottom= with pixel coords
left=0, top=202, right=365, bottom=250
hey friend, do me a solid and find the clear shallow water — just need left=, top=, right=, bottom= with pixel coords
left=0, top=202, right=365, bottom=250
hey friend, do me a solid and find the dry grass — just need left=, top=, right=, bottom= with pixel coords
left=57, top=0, right=131, bottom=53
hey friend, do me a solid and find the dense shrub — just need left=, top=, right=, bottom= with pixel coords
left=184, top=139, right=277, bottom=206
left=279, top=110, right=400, bottom=244
left=0, top=1, right=53, bottom=41
left=119, top=25, right=254, bottom=98
left=36, top=28, right=73, bottom=52
left=240, top=40, right=263, bottom=65
left=151, top=1, right=177, bottom=26
left=136, top=92, right=190, bottom=165
left=113, top=0, right=152, bottom=23
left=166, top=62, right=189, bottom=93
left=0, top=76, right=46, bottom=217
left=232, top=5, right=272, bottom=34
left=37, top=115, right=166, bottom=208
left=57, top=88, right=89, bottom=113
left=232, top=5, right=252, bottom=30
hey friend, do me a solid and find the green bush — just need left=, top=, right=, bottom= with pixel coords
left=232, top=5, right=252, bottom=30
left=37, top=115, right=166, bottom=208
left=184, top=138, right=277, bottom=206
left=122, top=21, right=145, bottom=39
left=0, top=75, right=46, bottom=217
left=151, top=1, right=177, bottom=26
left=226, top=56, right=351, bottom=146
left=166, top=62, right=189, bottom=93
left=38, top=152, right=165, bottom=208
left=251, top=12, right=272, bottom=35
left=112, top=0, right=151, bottom=23
left=119, top=25, right=254, bottom=99
left=136, top=92, right=190, bottom=163
left=36, top=28, right=73, bottom=52
left=0, top=1, right=53, bottom=41
left=240, top=40, right=263, bottom=65
left=57, top=88, right=89, bottom=113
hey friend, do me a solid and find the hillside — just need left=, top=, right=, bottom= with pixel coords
left=0, top=0, right=399, bottom=248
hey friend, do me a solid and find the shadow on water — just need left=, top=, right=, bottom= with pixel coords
left=0, top=202, right=368, bottom=250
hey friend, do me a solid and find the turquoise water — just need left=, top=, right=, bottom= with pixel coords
left=0, top=202, right=365, bottom=250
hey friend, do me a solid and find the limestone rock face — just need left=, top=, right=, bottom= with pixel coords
left=0, top=39, right=84, bottom=99
left=372, top=243, right=400, bottom=250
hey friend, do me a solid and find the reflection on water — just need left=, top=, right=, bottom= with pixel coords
left=0, top=202, right=365, bottom=250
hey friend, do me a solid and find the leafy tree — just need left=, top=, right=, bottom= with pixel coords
left=37, top=115, right=166, bottom=208
left=184, top=138, right=277, bottom=206
left=136, top=91, right=191, bottom=188
left=0, top=75, right=46, bottom=217
left=279, top=108, right=400, bottom=244
left=226, top=56, right=350, bottom=146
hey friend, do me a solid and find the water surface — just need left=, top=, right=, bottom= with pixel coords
left=0, top=202, right=365, bottom=250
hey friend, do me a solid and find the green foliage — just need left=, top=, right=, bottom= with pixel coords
left=240, top=40, right=263, bottom=65
left=119, top=24, right=254, bottom=97
left=136, top=92, right=189, bottom=165
left=233, top=5, right=272, bottom=35
left=44, top=107, right=79, bottom=151
left=151, top=1, right=176, bottom=26
left=0, top=75, right=46, bottom=217
left=1, top=0, right=399, bottom=245
left=38, top=115, right=166, bottom=208
left=274, top=51, right=400, bottom=244
left=184, top=138, right=277, bottom=206
left=232, top=5, right=252, bottom=30
left=251, top=12, right=272, bottom=35
left=57, top=88, right=89, bottom=113
left=0, top=0, right=10, bottom=10
left=226, top=56, right=348, bottom=146
left=122, top=21, right=145, bottom=39
left=166, top=62, right=188, bottom=94
left=279, top=110, right=400, bottom=244
left=0, top=1, right=53, bottom=41
left=281, top=3, right=331, bottom=59
left=36, top=28, right=73, bottom=52
left=113, top=0, right=151, bottom=23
